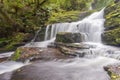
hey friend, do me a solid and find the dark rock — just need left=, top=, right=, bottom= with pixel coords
left=0, top=57, right=8, bottom=63
left=55, top=32, right=82, bottom=43
left=34, top=28, right=46, bottom=42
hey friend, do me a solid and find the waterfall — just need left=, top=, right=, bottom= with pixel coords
left=44, top=8, right=105, bottom=43
left=1, top=8, right=120, bottom=80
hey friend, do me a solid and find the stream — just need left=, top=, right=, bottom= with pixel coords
left=0, top=8, right=120, bottom=80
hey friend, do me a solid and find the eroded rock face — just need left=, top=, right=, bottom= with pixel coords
left=102, top=1, right=120, bottom=46
left=55, top=32, right=82, bottom=43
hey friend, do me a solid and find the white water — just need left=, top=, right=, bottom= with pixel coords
left=0, top=61, right=27, bottom=74
left=44, top=8, right=105, bottom=43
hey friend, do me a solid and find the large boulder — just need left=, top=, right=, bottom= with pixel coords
left=11, top=47, right=69, bottom=62
left=55, top=32, right=82, bottom=43
left=102, top=1, right=120, bottom=46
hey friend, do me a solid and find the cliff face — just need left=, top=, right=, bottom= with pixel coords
left=102, top=1, right=120, bottom=46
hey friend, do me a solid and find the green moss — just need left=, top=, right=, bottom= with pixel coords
left=47, top=10, right=96, bottom=24
left=56, top=32, right=72, bottom=43
left=107, top=70, right=120, bottom=80
left=47, top=10, right=80, bottom=24
left=103, top=1, right=120, bottom=46
left=4, top=33, right=25, bottom=50
left=12, top=48, right=21, bottom=61
left=102, top=28, right=120, bottom=46
left=105, top=2, right=120, bottom=29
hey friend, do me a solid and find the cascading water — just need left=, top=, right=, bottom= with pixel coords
left=0, top=8, right=120, bottom=80
left=44, top=8, right=105, bottom=43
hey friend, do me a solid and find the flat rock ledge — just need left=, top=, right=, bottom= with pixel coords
left=104, top=64, right=120, bottom=80
left=55, top=42, right=90, bottom=57
left=10, top=47, right=71, bottom=62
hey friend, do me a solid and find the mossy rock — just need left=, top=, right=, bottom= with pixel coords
left=11, top=47, right=43, bottom=62
left=102, top=28, right=120, bottom=46
left=55, top=32, right=82, bottom=43
left=104, top=64, right=120, bottom=80
left=103, top=1, right=120, bottom=46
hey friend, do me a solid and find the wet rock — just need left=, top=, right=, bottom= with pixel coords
left=56, top=43, right=89, bottom=57
left=11, top=47, right=42, bottom=62
left=55, top=32, right=82, bottom=43
left=0, top=57, right=8, bottom=63
left=11, top=47, right=69, bottom=62
left=104, top=64, right=120, bottom=80
left=0, top=72, right=12, bottom=80
left=55, top=42, right=90, bottom=49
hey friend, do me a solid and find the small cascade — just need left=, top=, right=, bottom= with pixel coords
left=31, top=28, right=42, bottom=42
left=74, top=43, right=120, bottom=60
left=44, top=8, right=105, bottom=43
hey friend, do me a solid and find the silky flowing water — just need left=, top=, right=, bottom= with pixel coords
left=0, top=8, right=120, bottom=80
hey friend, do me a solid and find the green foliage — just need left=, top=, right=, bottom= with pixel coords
left=0, top=0, right=50, bottom=51
left=44, top=0, right=92, bottom=11
left=5, top=33, right=25, bottom=50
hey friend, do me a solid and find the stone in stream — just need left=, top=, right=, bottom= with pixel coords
left=55, top=32, right=82, bottom=43
left=104, top=64, right=120, bottom=80
left=10, top=47, right=70, bottom=62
